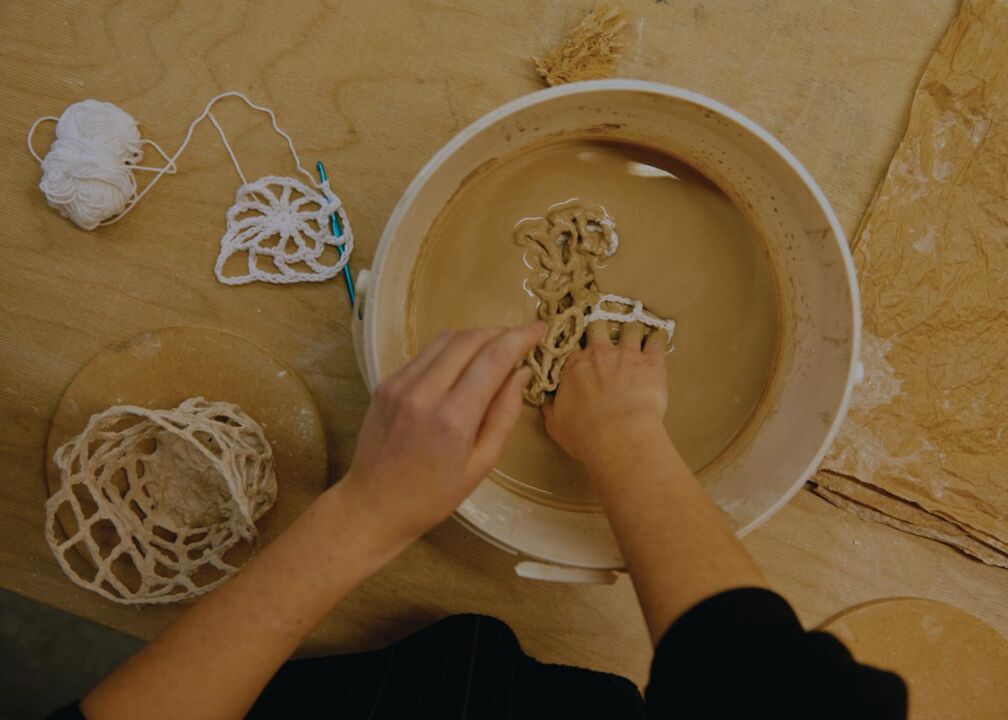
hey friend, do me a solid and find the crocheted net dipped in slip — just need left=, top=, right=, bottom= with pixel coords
left=45, top=397, right=276, bottom=604
left=515, top=201, right=674, bottom=406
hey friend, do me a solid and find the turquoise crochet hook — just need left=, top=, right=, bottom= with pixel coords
left=316, top=161, right=356, bottom=307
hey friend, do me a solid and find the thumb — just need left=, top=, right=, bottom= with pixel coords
left=541, top=399, right=561, bottom=442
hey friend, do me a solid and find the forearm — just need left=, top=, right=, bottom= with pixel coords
left=588, top=424, right=766, bottom=644
left=82, top=478, right=406, bottom=720
left=81, top=324, right=541, bottom=719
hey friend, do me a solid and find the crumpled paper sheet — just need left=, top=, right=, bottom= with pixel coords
left=812, top=0, right=1008, bottom=568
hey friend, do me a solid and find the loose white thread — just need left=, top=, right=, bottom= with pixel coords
left=27, top=92, right=354, bottom=285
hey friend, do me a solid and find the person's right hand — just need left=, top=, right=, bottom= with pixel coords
left=544, top=321, right=670, bottom=466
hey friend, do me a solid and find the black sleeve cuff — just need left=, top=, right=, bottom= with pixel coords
left=48, top=702, right=85, bottom=720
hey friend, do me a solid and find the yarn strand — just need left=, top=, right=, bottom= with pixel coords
left=26, top=115, right=60, bottom=162
left=208, top=112, right=249, bottom=185
left=131, top=139, right=179, bottom=174
left=99, top=90, right=320, bottom=226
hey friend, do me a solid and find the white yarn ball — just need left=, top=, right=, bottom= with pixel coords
left=38, top=100, right=143, bottom=230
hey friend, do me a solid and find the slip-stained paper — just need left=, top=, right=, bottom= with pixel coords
left=813, top=0, right=1008, bottom=568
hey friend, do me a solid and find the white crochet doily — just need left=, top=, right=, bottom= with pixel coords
left=215, top=175, right=353, bottom=285
left=45, top=397, right=276, bottom=604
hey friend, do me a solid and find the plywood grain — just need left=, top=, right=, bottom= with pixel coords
left=3, top=0, right=1005, bottom=688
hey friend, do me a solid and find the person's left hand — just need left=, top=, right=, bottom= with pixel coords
left=341, top=323, right=543, bottom=546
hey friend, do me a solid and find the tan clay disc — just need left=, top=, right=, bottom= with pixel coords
left=46, top=327, right=328, bottom=555
left=821, top=598, right=1008, bottom=719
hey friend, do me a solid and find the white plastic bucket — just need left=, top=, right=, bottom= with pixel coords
left=353, top=80, right=861, bottom=582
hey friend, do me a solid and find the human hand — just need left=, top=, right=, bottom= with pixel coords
left=341, top=323, right=543, bottom=546
left=544, top=321, right=670, bottom=467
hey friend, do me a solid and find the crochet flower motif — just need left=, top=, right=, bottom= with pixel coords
left=214, top=175, right=353, bottom=285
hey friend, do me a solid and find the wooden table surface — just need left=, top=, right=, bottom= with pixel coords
left=2, top=0, right=1006, bottom=686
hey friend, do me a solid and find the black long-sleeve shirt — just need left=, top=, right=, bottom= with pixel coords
left=646, top=588, right=906, bottom=718
left=53, top=588, right=906, bottom=718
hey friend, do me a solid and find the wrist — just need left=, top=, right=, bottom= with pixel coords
left=315, top=476, right=416, bottom=569
left=583, top=419, right=682, bottom=484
